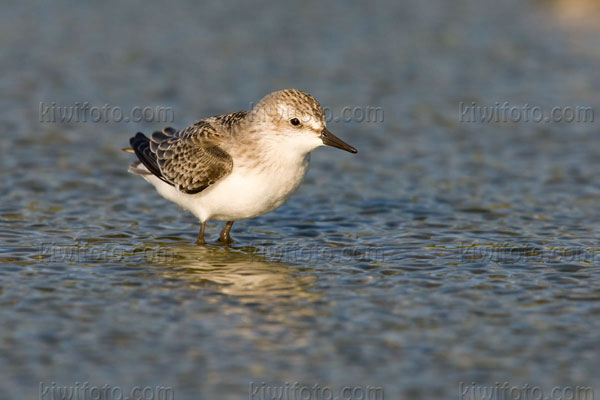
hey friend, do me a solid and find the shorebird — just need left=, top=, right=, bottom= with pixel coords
left=124, top=89, right=357, bottom=245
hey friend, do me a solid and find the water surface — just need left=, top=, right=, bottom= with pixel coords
left=1, top=0, right=600, bottom=399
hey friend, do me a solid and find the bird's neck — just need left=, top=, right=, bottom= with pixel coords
left=231, top=132, right=311, bottom=173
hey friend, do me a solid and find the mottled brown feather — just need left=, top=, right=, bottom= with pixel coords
left=150, top=122, right=234, bottom=194
left=130, top=119, right=237, bottom=195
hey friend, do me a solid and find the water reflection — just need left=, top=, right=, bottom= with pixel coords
left=153, top=244, right=320, bottom=304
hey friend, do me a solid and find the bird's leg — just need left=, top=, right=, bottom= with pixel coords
left=218, top=221, right=234, bottom=244
left=196, top=221, right=206, bottom=245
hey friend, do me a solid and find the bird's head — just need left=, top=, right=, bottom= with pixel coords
left=248, top=89, right=357, bottom=156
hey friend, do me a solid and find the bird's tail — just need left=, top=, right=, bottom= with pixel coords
left=124, top=134, right=155, bottom=176
left=128, top=160, right=151, bottom=176
left=128, top=132, right=169, bottom=182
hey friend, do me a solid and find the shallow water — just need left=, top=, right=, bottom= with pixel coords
left=2, top=0, right=600, bottom=399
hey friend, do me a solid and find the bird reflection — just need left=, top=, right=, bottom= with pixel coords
left=150, top=243, right=320, bottom=305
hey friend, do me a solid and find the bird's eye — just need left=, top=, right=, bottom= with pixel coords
left=290, top=118, right=301, bottom=126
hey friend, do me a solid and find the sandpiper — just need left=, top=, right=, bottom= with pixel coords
left=124, top=89, right=357, bottom=245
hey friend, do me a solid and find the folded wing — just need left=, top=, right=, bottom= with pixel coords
left=130, top=122, right=233, bottom=194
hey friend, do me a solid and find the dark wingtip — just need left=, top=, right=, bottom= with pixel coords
left=130, top=132, right=147, bottom=147
left=128, top=132, right=170, bottom=184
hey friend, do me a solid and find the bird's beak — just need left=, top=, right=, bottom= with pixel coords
left=320, top=128, right=358, bottom=154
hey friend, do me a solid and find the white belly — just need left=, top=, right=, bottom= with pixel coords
left=145, top=155, right=310, bottom=222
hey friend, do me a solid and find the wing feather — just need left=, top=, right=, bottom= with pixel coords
left=130, top=122, right=233, bottom=194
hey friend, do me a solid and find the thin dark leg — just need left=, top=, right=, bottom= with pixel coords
left=218, top=221, right=234, bottom=244
left=196, top=221, right=206, bottom=245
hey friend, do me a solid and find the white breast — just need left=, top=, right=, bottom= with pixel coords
left=200, top=154, right=310, bottom=221
left=146, top=153, right=311, bottom=222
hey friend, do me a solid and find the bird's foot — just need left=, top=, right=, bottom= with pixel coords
left=196, top=222, right=206, bottom=246
left=217, top=234, right=234, bottom=245
left=218, top=221, right=235, bottom=245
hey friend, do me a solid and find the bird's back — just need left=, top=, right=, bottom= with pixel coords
left=128, top=112, right=250, bottom=194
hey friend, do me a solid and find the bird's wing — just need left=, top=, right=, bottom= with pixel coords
left=130, top=122, right=233, bottom=194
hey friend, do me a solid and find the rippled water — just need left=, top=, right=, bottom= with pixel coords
left=2, top=0, right=600, bottom=399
